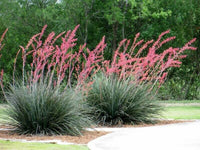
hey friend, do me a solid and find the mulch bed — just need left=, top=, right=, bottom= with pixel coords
left=0, top=130, right=108, bottom=144
left=0, top=120, right=190, bottom=144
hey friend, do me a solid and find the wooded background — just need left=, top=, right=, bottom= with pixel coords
left=0, top=0, right=199, bottom=100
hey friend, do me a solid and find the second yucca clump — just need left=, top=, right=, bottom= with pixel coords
left=86, top=74, right=162, bottom=125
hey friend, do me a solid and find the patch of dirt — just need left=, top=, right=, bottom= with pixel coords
left=122, top=120, right=190, bottom=128
left=93, top=120, right=190, bottom=128
left=0, top=120, right=191, bottom=144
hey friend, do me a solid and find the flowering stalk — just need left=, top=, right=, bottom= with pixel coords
left=17, top=25, right=106, bottom=89
left=15, top=25, right=196, bottom=93
left=0, top=29, right=8, bottom=98
left=102, top=30, right=196, bottom=90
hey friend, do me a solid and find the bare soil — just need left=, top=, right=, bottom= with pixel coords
left=0, top=120, right=189, bottom=144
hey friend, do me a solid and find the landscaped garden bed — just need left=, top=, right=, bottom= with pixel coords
left=0, top=119, right=189, bottom=145
left=0, top=129, right=107, bottom=145
left=0, top=101, right=198, bottom=149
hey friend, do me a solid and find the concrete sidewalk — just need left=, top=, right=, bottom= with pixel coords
left=88, top=121, right=200, bottom=150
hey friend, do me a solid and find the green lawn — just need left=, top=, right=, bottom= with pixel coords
left=162, top=106, right=200, bottom=120
left=159, top=100, right=200, bottom=104
left=0, top=140, right=89, bottom=150
left=159, top=100, right=200, bottom=119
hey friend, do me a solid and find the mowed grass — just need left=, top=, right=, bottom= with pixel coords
left=162, top=106, right=200, bottom=119
left=159, top=100, right=200, bottom=119
left=159, top=100, right=200, bottom=104
left=0, top=140, right=89, bottom=150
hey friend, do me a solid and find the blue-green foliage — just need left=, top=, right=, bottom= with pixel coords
left=5, top=82, right=91, bottom=135
left=87, top=74, right=162, bottom=125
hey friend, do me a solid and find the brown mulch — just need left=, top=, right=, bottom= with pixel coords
left=0, top=130, right=108, bottom=145
left=114, top=120, right=190, bottom=128
left=0, top=120, right=190, bottom=144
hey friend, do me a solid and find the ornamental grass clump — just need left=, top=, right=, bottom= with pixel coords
left=5, top=82, right=91, bottom=135
left=86, top=74, right=162, bottom=125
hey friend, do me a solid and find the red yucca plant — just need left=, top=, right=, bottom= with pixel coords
left=15, top=25, right=196, bottom=90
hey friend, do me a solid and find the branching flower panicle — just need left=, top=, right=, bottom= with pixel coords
left=14, top=26, right=196, bottom=91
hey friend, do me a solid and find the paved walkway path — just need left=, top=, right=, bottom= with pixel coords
left=88, top=121, right=200, bottom=150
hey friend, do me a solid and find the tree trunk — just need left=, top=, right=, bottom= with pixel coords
left=112, top=22, right=118, bottom=52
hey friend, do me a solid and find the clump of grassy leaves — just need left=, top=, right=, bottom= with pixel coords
left=5, top=81, right=91, bottom=135
left=87, top=74, right=162, bottom=125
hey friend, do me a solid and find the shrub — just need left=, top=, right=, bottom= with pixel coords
left=5, top=82, right=91, bottom=135
left=86, top=74, right=162, bottom=125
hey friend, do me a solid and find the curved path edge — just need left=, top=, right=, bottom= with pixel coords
left=88, top=120, right=200, bottom=150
